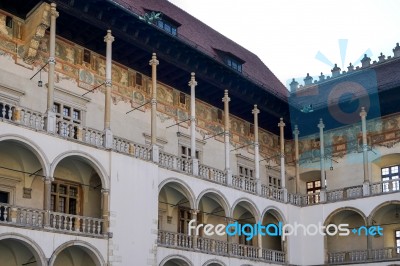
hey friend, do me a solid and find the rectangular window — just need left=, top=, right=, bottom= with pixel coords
left=179, top=92, right=186, bottom=105
left=53, top=103, right=60, bottom=113
left=178, top=207, right=191, bottom=234
left=63, top=106, right=70, bottom=117
left=83, top=49, right=91, bottom=63
left=381, top=166, right=400, bottom=192
left=396, top=230, right=400, bottom=254
left=226, top=57, right=243, bottom=72
left=306, top=180, right=321, bottom=203
left=180, top=145, right=199, bottom=160
left=238, top=165, right=254, bottom=179
left=156, top=19, right=178, bottom=36
left=269, top=176, right=281, bottom=188
left=72, top=110, right=80, bottom=121
left=51, top=180, right=80, bottom=215
left=5, top=16, right=13, bottom=28
left=136, top=73, right=143, bottom=86
left=0, top=191, right=9, bottom=222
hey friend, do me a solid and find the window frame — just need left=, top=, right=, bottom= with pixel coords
left=381, top=165, right=400, bottom=192
left=396, top=229, right=400, bottom=254
left=50, top=179, right=81, bottom=215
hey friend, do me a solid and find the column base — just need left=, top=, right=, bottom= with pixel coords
left=152, top=145, right=159, bottom=163
left=363, top=181, right=370, bottom=196
left=104, top=128, right=113, bottom=149
left=192, top=158, right=199, bottom=176
left=46, top=110, right=56, bottom=133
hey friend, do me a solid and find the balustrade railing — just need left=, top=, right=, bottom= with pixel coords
left=232, top=175, right=257, bottom=194
left=158, top=230, right=285, bottom=263
left=371, top=179, right=400, bottom=195
left=20, top=107, right=45, bottom=130
left=198, top=165, right=226, bottom=184
left=16, top=207, right=45, bottom=227
left=328, top=248, right=398, bottom=264
left=49, top=212, right=103, bottom=236
left=261, top=185, right=284, bottom=202
left=82, top=127, right=104, bottom=147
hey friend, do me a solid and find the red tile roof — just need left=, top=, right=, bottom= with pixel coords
left=112, top=0, right=289, bottom=98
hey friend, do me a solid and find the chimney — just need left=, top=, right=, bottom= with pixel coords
left=304, top=73, right=313, bottom=86
left=361, top=54, right=371, bottom=68
left=331, top=64, right=341, bottom=77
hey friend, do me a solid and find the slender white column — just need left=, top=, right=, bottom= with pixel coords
left=360, top=107, right=370, bottom=196
left=104, top=30, right=114, bottom=130
left=189, top=73, right=198, bottom=175
left=43, top=176, right=53, bottom=227
left=149, top=53, right=159, bottom=145
left=45, top=3, right=58, bottom=133
left=103, top=30, right=114, bottom=149
left=222, top=90, right=231, bottom=171
left=278, top=118, right=286, bottom=189
left=360, top=107, right=369, bottom=182
left=318, top=119, right=326, bottom=189
left=293, top=125, right=300, bottom=193
left=222, top=90, right=232, bottom=184
left=149, top=53, right=159, bottom=162
left=101, top=189, right=110, bottom=234
left=252, top=105, right=261, bottom=194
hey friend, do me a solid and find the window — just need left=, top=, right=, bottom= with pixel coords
left=136, top=73, right=142, bottom=86
left=53, top=102, right=82, bottom=124
left=156, top=19, right=178, bottom=36
left=178, top=207, right=191, bottom=234
left=179, top=92, right=186, bottom=105
left=226, top=57, right=242, bottom=72
left=269, top=176, right=281, bottom=188
left=396, top=230, right=400, bottom=254
left=50, top=180, right=80, bottom=215
left=83, top=49, right=91, bottom=64
left=52, top=103, right=60, bottom=113
left=181, top=145, right=199, bottom=160
left=381, top=166, right=400, bottom=192
left=239, top=165, right=254, bottom=179
left=306, top=180, right=321, bottom=203
left=63, top=106, right=70, bottom=117
left=0, top=191, right=9, bottom=221
left=5, top=16, right=13, bottom=28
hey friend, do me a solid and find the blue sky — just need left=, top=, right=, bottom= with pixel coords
left=168, top=0, right=400, bottom=89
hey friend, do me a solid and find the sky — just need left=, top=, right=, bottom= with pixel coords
left=168, top=0, right=400, bottom=89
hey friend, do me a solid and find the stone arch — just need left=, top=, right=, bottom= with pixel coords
left=202, top=259, right=227, bottom=266
left=367, top=200, right=400, bottom=224
left=159, top=178, right=196, bottom=209
left=324, top=206, right=367, bottom=226
left=50, top=150, right=109, bottom=190
left=261, top=205, right=287, bottom=224
left=0, top=134, right=50, bottom=177
left=0, top=233, right=47, bottom=266
left=49, top=240, right=105, bottom=266
left=159, top=254, right=193, bottom=266
left=196, top=188, right=230, bottom=216
left=230, top=197, right=260, bottom=220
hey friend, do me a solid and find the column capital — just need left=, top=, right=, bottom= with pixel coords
left=104, top=29, right=115, bottom=43
left=101, top=188, right=110, bottom=194
left=105, top=79, right=112, bottom=87
left=278, top=117, right=285, bottom=128
left=188, top=72, right=197, bottom=87
left=48, top=56, right=56, bottom=64
left=360, top=106, right=367, bottom=118
left=318, top=118, right=325, bottom=129
left=222, top=90, right=230, bottom=103
left=44, top=176, right=54, bottom=182
left=252, top=104, right=260, bottom=115
left=149, top=53, right=159, bottom=66
left=190, top=209, right=200, bottom=215
left=50, top=3, right=59, bottom=18
left=293, top=124, right=300, bottom=135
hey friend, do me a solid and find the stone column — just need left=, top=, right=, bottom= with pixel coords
left=222, top=90, right=232, bottom=184
left=101, top=189, right=110, bottom=234
left=45, top=3, right=58, bottom=133
left=191, top=209, right=198, bottom=249
left=252, top=105, right=261, bottom=194
left=278, top=118, right=287, bottom=201
left=293, top=125, right=300, bottom=193
left=43, top=176, right=53, bottom=227
left=360, top=107, right=370, bottom=196
left=103, top=30, right=114, bottom=149
left=318, top=119, right=326, bottom=202
left=149, top=53, right=159, bottom=162
left=189, top=73, right=199, bottom=175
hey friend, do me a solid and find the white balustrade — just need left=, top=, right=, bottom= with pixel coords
left=49, top=212, right=103, bottom=236
left=83, top=127, right=104, bottom=147
left=20, top=108, right=45, bottom=130
left=0, top=101, right=15, bottom=120
left=16, top=207, right=45, bottom=227
left=198, top=165, right=226, bottom=184
left=261, top=185, right=284, bottom=202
